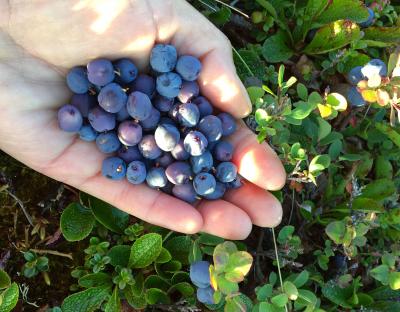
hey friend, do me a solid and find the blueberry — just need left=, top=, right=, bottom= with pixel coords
left=198, top=115, right=223, bottom=142
left=126, top=161, right=147, bottom=184
left=87, top=58, right=115, bottom=86
left=176, top=55, right=202, bottom=81
left=146, top=167, right=168, bottom=188
left=96, top=132, right=121, bottom=154
left=97, top=83, right=127, bottom=113
left=359, top=7, right=374, bottom=28
left=117, top=146, right=143, bottom=163
left=138, top=135, right=162, bottom=160
left=184, top=131, right=208, bottom=156
left=116, top=104, right=130, bottom=122
left=169, top=103, right=181, bottom=121
left=190, top=261, right=211, bottom=288
left=226, top=176, right=243, bottom=189
left=203, top=182, right=226, bottom=200
left=140, top=107, right=161, bottom=131
left=159, top=117, right=176, bottom=127
left=190, top=151, right=213, bottom=174
left=347, top=86, right=366, bottom=107
left=172, top=183, right=197, bottom=203
left=130, top=74, right=156, bottom=97
left=66, top=66, right=90, bottom=94
left=88, top=106, right=116, bottom=132
left=118, top=121, right=143, bottom=146
left=193, top=96, right=213, bottom=118
left=101, top=157, right=126, bottom=180
left=177, top=103, right=200, bottom=127
left=156, top=153, right=174, bottom=168
left=193, top=173, right=216, bottom=196
left=216, top=162, right=237, bottom=183
left=178, top=81, right=200, bottom=103
left=155, top=124, right=180, bottom=152
left=114, top=58, right=138, bottom=83
left=154, top=95, right=174, bottom=112
left=197, top=286, right=215, bottom=305
left=58, top=104, right=83, bottom=132
left=156, top=72, right=182, bottom=98
left=347, top=66, right=365, bottom=85
left=214, top=141, right=233, bottom=162
left=217, top=113, right=237, bottom=137
left=361, top=59, right=387, bottom=78
left=79, top=124, right=97, bottom=142
left=171, top=139, right=190, bottom=160
left=127, top=91, right=153, bottom=121
left=166, top=162, right=192, bottom=185
left=150, top=44, right=178, bottom=73
left=71, top=93, right=96, bottom=117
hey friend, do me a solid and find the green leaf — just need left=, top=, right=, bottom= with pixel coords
left=144, top=275, right=171, bottom=292
left=325, top=220, right=346, bottom=244
left=216, top=275, right=239, bottom=295
left=309, top=154, right=331, bottom=174
left=124, top=286, right=146, bottom=309
left=188, top=239, right=202, bottom=264
left=247, top=87, right=265, bottom=106
left=389, top=272, right=400, bottom=290
left=375, top=156, right=393, bottom=179
left=314, top=0, right=370, bottom=24
left=277, top=225, right=294, bottom=244
left=328, top=140, right=342, bottom=160
left=297, top=83, right=308, bottom=101
left=164, top=236, right=192, bottom=265
left=198, top=233, right=225, bottom=246
left=364, top=27, right=400, bottom=44
left=129, top=233, right=162, bottom=268
left=105, top=287, right=121, bottom=312
left=271, top=293, right=288, bottom=307
left=145, top=288, right=170, bottom=305
left=167, top=282, right=194, bottom=298
left=131, top=273, right=144, bottom=297
left=321, top=280, right=352, bottom=308
left=303, top=20, right=361, bottom=54
left=283, top=281, right=298, bottom=300
left=256, top=284, right=273, bottom=301
left=339, top=154, right=363, bottom=161
left=107, top=245, right=130, bottom=267
left=319, top=131, right=343, bottom=145
left=375, top=122, right=400, bottom=148
left=360, top=179, right=396, bottom=201
left=352, top=198, right=384, bottom=213
left=317, top=117, right=332, bottom=141
left=370, top=265, right=390, bottom=285
left=0, top=283, right=19, bottom=312
left=156, top=248, right=172, bottom=264
left=209, top=7, right=231, bottom=26
left=297, top=289, right=317, bottom=308
left=60, top=203, right=95, bottom=242
left=292, top=270, right=309, bottom=288
left=286, top=102, right=317, bottom=120
left=61, top=286, right=111, bottom=312
left=224, top=251, right=253, bottom=281
left=78, top=273, right=112, bottom=288
left=171, top=272, right=190, bottom=285
left=382, top=253, right=396, bottom=269
left=0, top=270, right=11, bottom=290
left=262, top=31, right=294, bottom=63
left=89, top=197, right=129, bottom=234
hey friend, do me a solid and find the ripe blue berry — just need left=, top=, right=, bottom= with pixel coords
left=347, top=87, right=366, bottom=107
left=347, top=66, right=365, bottom=86
left=118, top=121, right=143, bottom=146
left=176, top=55, right=202, bottom=81
left=156, top=153, right=174, bottom=168
left=96, top=132, right=121, bottom=154
left=98, top=83, right=127, bottom=113
left=361, top=58, right=387, bottom=78
left=156, top=72, right=182, bottom=98
left=87, top=58, right=115, bottom=86
left=126, top=161, right=147, bottom=184
left=102, top=157, right=126, bottom=180
left=193, top=96, right=213, bottom=118
left=214, top=141, right=233, bottom=162
left=178, top=81, right=200, bottom=103
left=146, top=167, right=168, bottom=188
left=130, top=74, right=156, bottom=97
left=66, top=66, right=90, bottom=94
left=150, top=44, right=178, bottom=73
left=117, top=146, right=143, bottom=163
left=116, top=104, right=130, bottom=122
left=140, top=107, right=161, bottom=131
left=190, top=151, right=213, bottom=174
left=193, top=173, right=216, bottom=196
left=155, top=124, right=180, bottom=152
left=216, top=162, right=237, bottom=183
left=71, top=93, right=96, bottom=117
left=218, top=113, right=237, bottom=137
left=226, top=176, right=243, bottom=189
left=171, top=139, right=190, bottom=160
left=172, top=183, right=197, bottom=203
left=166, top=162, right=192, bottom=185
left=197, top=286, right=215, bottom=305
left=88, top=106, right=116, bottom=132
left=190, top=261, right=211, bottom=288
left=184, top=131, right=208, bottom=156
left=79, top=125, right=97, bottom=142
left=127, top=91, right=153, bottom=120
left=359, top=7, right=374, bottom=28
left=114, top=58, right=138, bottom=83
left=58, top=104, right=83, bottom=132
left=154, top=95, right=174, bottom=112
left=203, top=182, right=226, bottom=200
left=198, top=115, right=223, bottom=142
left=138, top=135, right=162, bottom=160
left=177, top=103, right=200, bottom=127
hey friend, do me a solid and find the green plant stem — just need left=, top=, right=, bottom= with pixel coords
left=212, top=0, right=249, bottom=18
left=272, top=227, right=288, bottom=312
left=232, top=47, right=255, bottom=77
left=29, top=249, right=73, bottom=260
left=162, top=231, right=174, bottom=243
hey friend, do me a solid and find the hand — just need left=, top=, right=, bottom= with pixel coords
left=0, top=0, right=286, bottom=239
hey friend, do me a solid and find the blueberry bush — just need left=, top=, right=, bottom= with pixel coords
left=1, top=0, right=400, bottom=311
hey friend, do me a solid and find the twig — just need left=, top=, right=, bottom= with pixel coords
left=29, top=249, right=73, bottom=260
left=233, top=47, right=254, bottom=77
left=255, top=228, right=266, bottom=282
left=6, top=190, right=34, bottom=226
left=288, top=188, right=295, bottom=225
left=212, top=0, right=249, bottom=18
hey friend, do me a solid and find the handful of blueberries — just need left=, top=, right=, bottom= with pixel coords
left=57, top=44, right=241, bottom=203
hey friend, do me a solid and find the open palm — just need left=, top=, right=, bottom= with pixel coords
left=0, top=0, right=286, bottom=239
